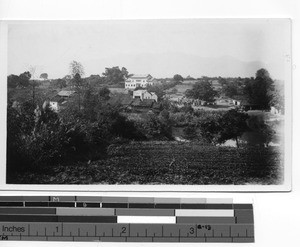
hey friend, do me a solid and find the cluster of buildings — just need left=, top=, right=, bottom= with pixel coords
left=48, top=74, right=159, bottom=112
left=47, top=73, right=281, bottom=114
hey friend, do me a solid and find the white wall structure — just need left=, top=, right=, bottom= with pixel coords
left=133, top=90, right=158, bottom=102
left=125, top=74, right=157, bottom=89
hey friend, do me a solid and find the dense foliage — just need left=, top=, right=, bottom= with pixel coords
left=102, top=66, right=130, bottom=84
left=186, top=80, right=218, bottom=102
left=243, top=68, right=275, bottom=109
left=6, top=67, right=282, bottom=184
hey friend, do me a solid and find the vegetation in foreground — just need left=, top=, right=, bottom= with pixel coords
left=7, top=141, right=283, bottom=185
left=7, top=63, right=284, bottom=185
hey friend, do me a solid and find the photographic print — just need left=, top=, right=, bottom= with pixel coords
left=2, top=19, right=291, bottom=189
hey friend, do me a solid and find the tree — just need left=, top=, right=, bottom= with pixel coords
left=82, top=88, right=98, bottom=121
left=186, top=80, right=217, bottom=103
left=173, top=74, right=183, bottom=83
left=40, top=73, right=48, bottom=80
left=243, top=68, right=274, bottom=109
left=146, top=84, right=165, bottom=101
left=29, top=80, right=41, bottom=102
left=29, top=66, right=37, bottom=80
left=98, top=87, right=110, bottom=101
left=19, top=71, right=31, bottom=88
left=27, top=66, right=40, bottom=102
left=270, top=87, right=284, bottom=113
left=63, top=75, right=72, bottom=80
left=183, top=125, right=198, bottom=140
left=52, top=79, right=67, bottom=89
left=69, top=61, right=85, bottom=77
left=85, top=74, right=105, bottom=87
left=102, top=66, right=129, bottom=84
left=218, top=109, right=249, bottom=148
left=198, top=109, right=249, bottom=147
left=222, top=82, right=239, bottom=98
left=71, top=73, right=86, bottom=110
left=7, top=74, right=20, bottom=88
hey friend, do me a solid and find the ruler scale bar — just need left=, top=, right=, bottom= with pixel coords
left=0, top=196, right=254, bottom=242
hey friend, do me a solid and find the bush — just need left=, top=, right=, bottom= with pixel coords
left=183, top=125, right=198, bottom=140
left=136, top=113, right=172, bottom=140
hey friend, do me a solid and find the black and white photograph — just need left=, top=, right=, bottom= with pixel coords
left=2, top=19, right=291, bottom=188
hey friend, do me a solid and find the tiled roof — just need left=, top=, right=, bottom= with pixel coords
left=50, top=95, right=65, bottom=103
left=129, top=74, right=151, bottom=79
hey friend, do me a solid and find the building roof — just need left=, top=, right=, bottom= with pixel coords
left=58, top=90, right=76, bottom=97
left=50, top=95, right=65, bottom=103
left=148, top=77, right=157, bottom=82
left=129, top=74, right=152, bottom=79
left=147, top=92, right=157, bottom=96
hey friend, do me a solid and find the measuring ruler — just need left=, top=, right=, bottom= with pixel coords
left=0, top=196, right=254, bottom=242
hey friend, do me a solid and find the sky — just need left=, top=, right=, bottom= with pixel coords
left=7, top=19, right=291, bottom=80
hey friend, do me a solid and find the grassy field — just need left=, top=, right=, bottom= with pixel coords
left=8, top=141, right=284, bottom=185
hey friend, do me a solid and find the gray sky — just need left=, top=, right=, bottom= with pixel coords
left=7, top=19, right=290, bottom=79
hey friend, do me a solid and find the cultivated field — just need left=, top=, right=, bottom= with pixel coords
left=9, top=141, right=284, bottom=185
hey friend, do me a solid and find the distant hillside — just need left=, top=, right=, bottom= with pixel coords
left=83, top=53, right=269, bottom=79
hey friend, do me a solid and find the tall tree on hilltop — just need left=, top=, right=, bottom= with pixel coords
left=19, top=71, right=31, bottom=88
left=244, top=68, right=274, bottom=109
left=69, top=61, right=85, bottom=78
left=71, top=73, right=86, bottom=110
left=40, top=73, right=48, bottom=80
left=173, top=74, right=184, bottom=83
left=102, top=66, right=129, bottom=84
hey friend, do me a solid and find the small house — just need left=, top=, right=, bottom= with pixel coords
left=133, top=90, right=158, bottom=102
left=49, top=90, right=76, bottom=112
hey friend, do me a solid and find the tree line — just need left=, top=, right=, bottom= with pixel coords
left=185, top=68, right=282, bottom=111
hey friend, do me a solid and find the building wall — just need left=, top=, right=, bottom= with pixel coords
left=132, top=90, right=158, bottom=102
left=125, top=75, right=153, bottom=89
left=232, top=100, right=241, bottom=106
left=125, top=82, right=137, bottom=89
left=49, top=102, right=59, bottom=112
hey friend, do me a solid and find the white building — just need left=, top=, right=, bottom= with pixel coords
left=133, top=90, right=158, bottom=102
left=125, top=74, right=158, bottom=89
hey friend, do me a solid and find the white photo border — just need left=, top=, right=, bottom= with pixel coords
left=0, top=18, right=292, bottom=192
